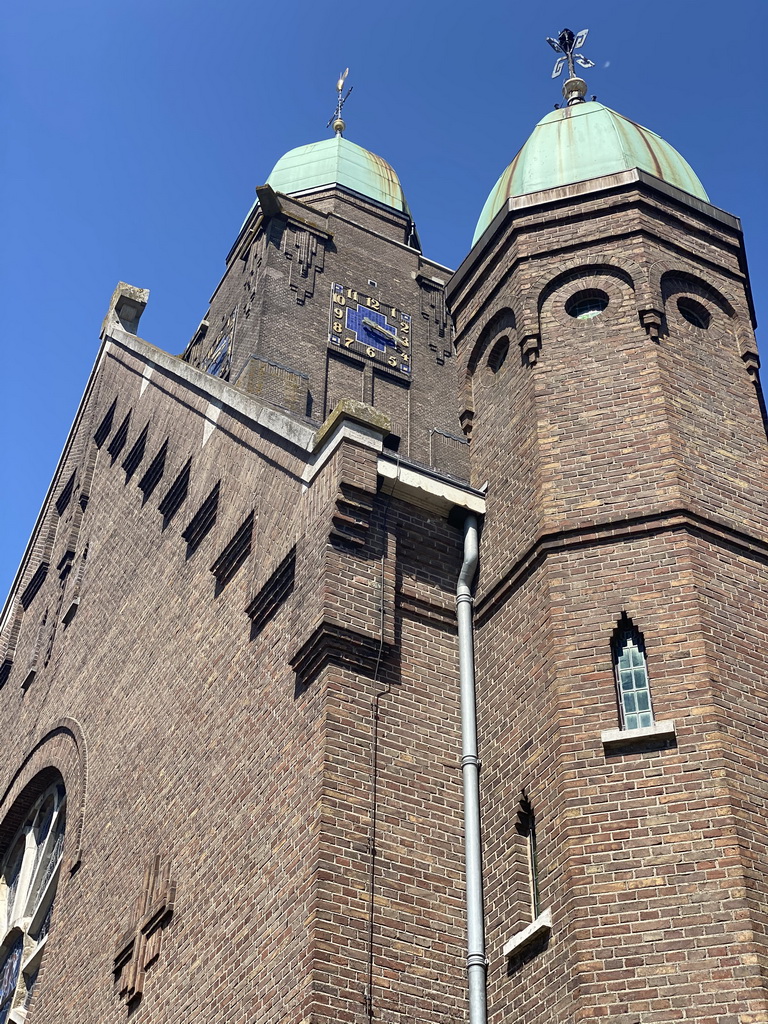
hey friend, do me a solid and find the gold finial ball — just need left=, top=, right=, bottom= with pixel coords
left=333, top=117, right=346, bottom=135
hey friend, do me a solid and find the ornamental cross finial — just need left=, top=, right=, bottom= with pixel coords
left=327, top=68, right=353, bottom=136
left=546, top=28, right=595, bottom=83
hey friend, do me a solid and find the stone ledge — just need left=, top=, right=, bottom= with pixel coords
left=601, top=719, right=676, bottom=752
left=312, top=399, right=390, bottom=454
left=106, top=327, right=317, bottom=452
left=502, top=908, right=552, bottom=960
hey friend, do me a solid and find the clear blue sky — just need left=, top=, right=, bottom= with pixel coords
left=1, top=0, right=766, bottom=599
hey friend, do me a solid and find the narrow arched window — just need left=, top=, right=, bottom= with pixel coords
left=516, top=797, right=540, bottom=920
left=0, top=781, right=66, bottom=1022
left=612, top=614, right=654, bottom=730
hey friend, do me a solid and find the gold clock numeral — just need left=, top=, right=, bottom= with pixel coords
left=346, top=288, right=358, bottom=301
left=366, top=346, right=377, bottom=358
left=400, top=321, right=410, bottom=333
left=365, top=296, right=380, bottom=310
left=332, top=321, right=343, bottom=334
left=389, top=306, right=398, bottom=318
left=335, top=293, right=346, bottom=305
left=344, top=337, right=355, bottom=348
left=401, top=353, right=410, bottom=364
left=334, top=306, right=344, bottom=318
left=388, top=356, right=397, bottom=367
left=399, top=338, right=410, bottom=348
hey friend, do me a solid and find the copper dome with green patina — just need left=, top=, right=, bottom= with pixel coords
left=473, top=101, right=708, bottom=245
left=266, top=135, right=411, bottom=215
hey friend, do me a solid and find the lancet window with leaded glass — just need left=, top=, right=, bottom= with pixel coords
left=0, top=782, right=66, bottom=1023
left=612, top=615, right=654, bottom=730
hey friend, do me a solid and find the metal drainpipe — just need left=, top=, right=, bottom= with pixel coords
left=455, top=513, right=487, bottom=1024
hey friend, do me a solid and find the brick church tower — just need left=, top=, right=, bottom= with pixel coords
left=447, top=55, right=768, bottom=1022
left=0, top=48, right=766, bottom=1024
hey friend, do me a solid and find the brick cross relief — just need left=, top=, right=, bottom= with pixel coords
left=113, top=854, right=176, bottom=1006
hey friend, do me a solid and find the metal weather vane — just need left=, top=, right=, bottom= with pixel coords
left=327, top=68, right=353, bottom=136
left=546, top=28, right=595, bottom=80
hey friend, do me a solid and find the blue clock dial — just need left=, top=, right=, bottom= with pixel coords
left=329, top=284, right=411, bottom=374
left=205, top=336, right=230, bottom=376
left=347, top=306, right=397, bottom=349
left=202, top=331, right=232, bottom=378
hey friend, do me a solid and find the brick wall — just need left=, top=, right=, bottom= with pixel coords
left=0, top=331, right=472, bottom=1023
left=181, top=187, right=465, bottom=477
left=449, top=175, right=768, bottom=1021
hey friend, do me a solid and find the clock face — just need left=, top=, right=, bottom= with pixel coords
left=202, top=330, right=232, bottom=378
left=329, top=284, right=411, bottom=375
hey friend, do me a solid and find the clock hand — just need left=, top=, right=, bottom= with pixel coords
left=361, top=317, right=397, bottom=344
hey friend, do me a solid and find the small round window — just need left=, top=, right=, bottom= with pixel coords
left=677, top=297, right=710, bottom=330
left=487, top=337, right=509, bottom=374
left=565, top=289, right=609, bottom=320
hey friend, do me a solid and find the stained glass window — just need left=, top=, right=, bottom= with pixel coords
left=0, top=936, right=22, bottom=1024
left=0, top=782, right=66, bottom=1020
left=612, top=617, right=654, bottom=730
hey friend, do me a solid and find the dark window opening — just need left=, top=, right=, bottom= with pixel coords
left=211, top=511, right=254, bottom=587
left=94, top=399, right=118, bottom=448
left=516, top=797, right=541, bottom=920
left=122, top=424, right=149, bottom=482
left=55, top=472, right=76, bottom=516
left=107, top=412, right=131, bottom=463
left=677, top=296, right=711, bottom=330
left=138, top=440, right=168, bottom=504
left=246, top=546, right=296, bottom=637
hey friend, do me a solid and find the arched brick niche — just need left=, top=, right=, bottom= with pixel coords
left=660, top=270, right=735, bottom=337
left=538, top=264, right=637, bottom=339
left=460, top=307, right=517, bottom=436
